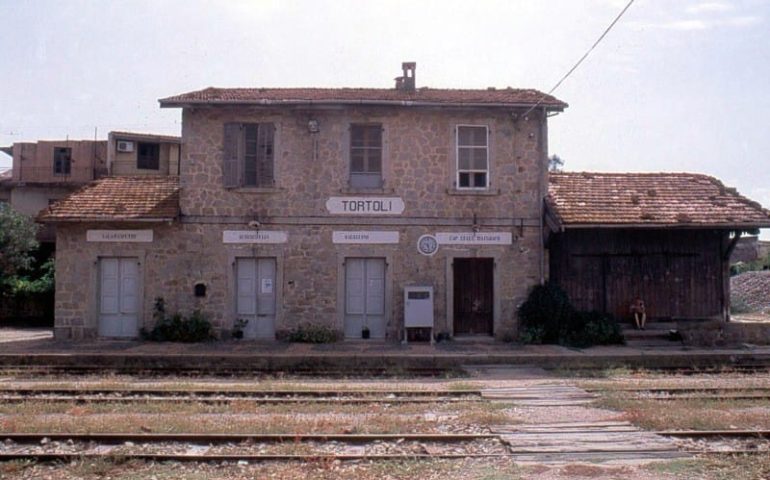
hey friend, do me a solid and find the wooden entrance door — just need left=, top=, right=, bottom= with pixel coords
left=453, top=258, right=493, bottom=335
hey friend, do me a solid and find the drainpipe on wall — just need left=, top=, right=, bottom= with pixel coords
left=538, top=107, right=548, bottom=285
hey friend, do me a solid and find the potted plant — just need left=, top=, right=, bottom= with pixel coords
left=361, top=326, right=370, bottom=339
left=232, top=319, right=248, bottom=340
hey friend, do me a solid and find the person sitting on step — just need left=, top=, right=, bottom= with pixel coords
left=630, top=297, right=646, bottom=330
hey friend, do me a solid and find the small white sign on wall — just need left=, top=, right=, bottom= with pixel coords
left=436, top=232, right=513, bottom=245
left=87, top=230, right=153, bottom=243
left=332, top=231, right=400, bottom=244
left=326, top=197, right=405, bottom=215
left=261, top=278, right=273, bottom=294
left=222, top=230, right=288, bottom=244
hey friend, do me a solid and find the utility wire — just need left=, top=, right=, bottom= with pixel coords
left=524, top=0, right=636, bottom=117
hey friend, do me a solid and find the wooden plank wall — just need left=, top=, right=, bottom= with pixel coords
left=548, top=229, right=728, bottom=321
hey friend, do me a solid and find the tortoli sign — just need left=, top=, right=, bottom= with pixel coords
left=326, top=197, right=405, bottom=215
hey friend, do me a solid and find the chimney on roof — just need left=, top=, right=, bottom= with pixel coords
left=395, top=62, right=416, bottom=91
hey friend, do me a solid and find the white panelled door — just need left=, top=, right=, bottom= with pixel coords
left=99, top=257, right=139, bottom=338
left=345, top=258, right=386, bottom=339
left=236, top=258, right=277, bottom=339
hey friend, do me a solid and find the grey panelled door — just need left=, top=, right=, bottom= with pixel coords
left=99, top=257, right=139, bottom=337
left=345, top=258, right=386, bottom=339
left=236, top=258, right=277, bottom=338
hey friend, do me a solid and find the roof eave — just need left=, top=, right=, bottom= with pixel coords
left=38, top=216, right=177, bottom=224
left=558, top=222, right=770, bottom=230
left=159, top=99, right=567, bottom=111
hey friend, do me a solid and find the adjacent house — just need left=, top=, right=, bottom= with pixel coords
left=0, top=140, right=108, bottom=243
left=0, top=132, right=180, bottom=243
left=41, top=63, right=568, bottom=340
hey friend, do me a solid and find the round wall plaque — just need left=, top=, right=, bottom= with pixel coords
left=417, top=234, right=439, bottom=256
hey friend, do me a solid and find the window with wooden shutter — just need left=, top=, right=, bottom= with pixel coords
left=223, top=122, right=275, bottom=188
left=223, top=123, right=241, bottom=188
left=350, top=124, right=382, bottom=188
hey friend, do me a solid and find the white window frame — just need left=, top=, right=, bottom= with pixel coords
left=455, top=125, right=489, bottom=190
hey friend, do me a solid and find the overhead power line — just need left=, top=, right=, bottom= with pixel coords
left=524, top=0, right=636, bottom=117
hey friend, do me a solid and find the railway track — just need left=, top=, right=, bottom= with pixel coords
left=0, top=430, right=766, bottom=463
left=0, top=388, right=483, bottom=404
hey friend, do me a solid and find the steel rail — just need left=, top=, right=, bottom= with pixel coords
left=1, top=430, right=766, bottom=443
left=0, top=388, right=481, bottom=397
left=0, top=449, right=764, bottom=463
left=0, top=433, right=497, bottom=443
left=0, top=395, right=481, bottom=405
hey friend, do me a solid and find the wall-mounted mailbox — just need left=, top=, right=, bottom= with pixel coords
left=403, top=286, right=434, bottom=343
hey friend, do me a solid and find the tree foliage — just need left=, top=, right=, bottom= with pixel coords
left=0, top=204, right=39, bottom=292
left=548, top=154, right=564, bottom=172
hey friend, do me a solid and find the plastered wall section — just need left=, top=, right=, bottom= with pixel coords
left=12, top=141, right=107, bottom=183
left=110, top=143, right=180, bottom=176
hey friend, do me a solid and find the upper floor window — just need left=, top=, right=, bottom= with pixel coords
left=53, top=147, right=72, bottom=175
left=350, top=124, right=382, bottom=188
left=137, top=142, right=160, bottom=170
left=456, top=126, right=488, bottom=189
left=223, top=123, right=275, bottom=188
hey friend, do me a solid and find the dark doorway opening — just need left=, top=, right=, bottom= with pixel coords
left=453, top=258, right=494, bottom=336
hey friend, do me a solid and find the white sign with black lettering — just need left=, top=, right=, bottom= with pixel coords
left=326, top=197, right=405, bottom=215
left=436, top=232, right=512, bottom=245
left=87, top=230, right=153, bottom=243
left=222, top=230, right=288, bottom=244
left=332, top=231, right=400, bottom=244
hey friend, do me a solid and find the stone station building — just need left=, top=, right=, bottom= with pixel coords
left=40, top=63, right=569, bottom=340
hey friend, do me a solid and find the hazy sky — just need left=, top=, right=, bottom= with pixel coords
left=1, top=0, right=768, bottom=235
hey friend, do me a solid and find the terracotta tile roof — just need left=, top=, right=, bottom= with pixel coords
left=159, top=87, right=567, bottom=110
left=38, top=176, right=179, bottom=222
left=547, top=172, right=770, bottom=229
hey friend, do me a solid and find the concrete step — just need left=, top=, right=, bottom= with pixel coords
left=620, top=321, right=677, bottom=331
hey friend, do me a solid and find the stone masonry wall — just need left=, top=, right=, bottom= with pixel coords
left=55, top=221, right=541, bottom=340
left=180, top=106, right=546, bottom=220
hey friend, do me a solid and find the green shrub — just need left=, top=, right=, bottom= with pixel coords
left=518, top=325, right=546, bottom=344
left=517, top=285, right=624, bottom=347
left=278, top=323, right=342, bottom=343
left=517, top=283, right=574, bottom=343
left=561, top=310, right=624, bottom=348
left=142, top=297, right=214, bottom=342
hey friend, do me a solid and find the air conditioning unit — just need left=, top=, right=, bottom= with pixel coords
left=116, top=140, right=134, bottom=153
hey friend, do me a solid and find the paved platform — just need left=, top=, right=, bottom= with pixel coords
left=0, top=328, right=768, bottom=372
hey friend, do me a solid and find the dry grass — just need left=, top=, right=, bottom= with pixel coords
left=0, top=377, right=477, bottom=393
left=0, top=458, right=525, bottom=480
left=646, top=454, right=770, bottom=480
left=595, top=395, right=770, bottom=430
left=0, top=398, right=482, bottom=416
left=0, top=412, right=448, bottom=434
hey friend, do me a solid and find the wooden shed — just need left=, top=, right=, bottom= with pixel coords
left=545, top=172, right=770, bottom=322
